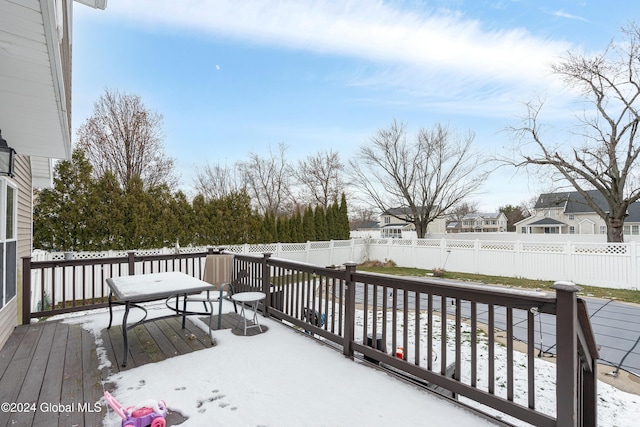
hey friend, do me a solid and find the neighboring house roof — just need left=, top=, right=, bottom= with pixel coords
left=535, top=190, right=608, bottom=213
left=462, top=212, right=503, bottom=220
left=534, top=190, right=640, bottom=222
left=626, top=203, right=640, bottom=222
left=356, top=221, right=380, bottom=230
left=382, top=206, right=444, bottom=220
left=528, top=218, right=567, bottom=226
left=383, top=207, right=417, bottom=217
left=381, top=224, right=411, bottom=230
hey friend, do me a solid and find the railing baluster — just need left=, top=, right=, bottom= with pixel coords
left=82, top=265, right=87, bottom=305
left=427, top=294, right=433, bottom=371
left=391, top=288, right=397, bottom=356
left=471, top=301, right=477, bottom=387
left=372, top=284, right=378, bottom=351
left=61, top=265, right=66, bottom=308
left=51, top=266, right=57, bottom=310
left=338, top=278, right=344, bottom=334
left=528, top=308, right=535, bottom=409
left=402, top=288, right=409, bottom=361
left=330, top=277, right=337, bottom=333
left=455, top=298, right=461, bottom=381
left=414, top=291, right=420, bottom=366
left=507, top=306, right=514, bottom=401
left=488, top=304, right=495, bottom=395
left=363, top=283, right=369, bottom=344
left=441, top=295, right=447, bottom=375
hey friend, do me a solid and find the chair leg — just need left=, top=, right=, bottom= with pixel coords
left=206, top=300, right=214, bottom=344
left=217, top=298, right=223, bottom=330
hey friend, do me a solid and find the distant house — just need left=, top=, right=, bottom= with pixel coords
left=447, top=212, right=508, bottom=233
left=379, top=207, right=446, bottom=238
left=515, top=190, right=640, bottom=236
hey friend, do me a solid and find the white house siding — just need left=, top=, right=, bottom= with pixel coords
left=16, top=156, right=32, bottom=329
left=0, top=156, right=31, bottom=349
left=0, top=301, right=16, bottom=349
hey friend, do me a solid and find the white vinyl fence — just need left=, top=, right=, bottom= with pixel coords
left=30, top=237, right=638, bottom=313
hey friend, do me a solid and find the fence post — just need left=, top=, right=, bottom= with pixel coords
left=128, top=251, right=136, bottom=276
left=343, top=261, right=357, bottom=359
left=261, top=253, right=272, bottom=317
left=552, top=280, right=582, bottom=427
left=21, top=256, right=32, bottom=325
left=631, top=241, right=638, bottom=290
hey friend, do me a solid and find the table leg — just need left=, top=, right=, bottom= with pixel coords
left=121, top=301, right=131, bottom=367
left=181, top=293, right=188, bottom=329
left=251, top=301, right=263, bottom=333
left=107, top=292, right=113, bottom=329
left=239, top=304, right=247, bottom=335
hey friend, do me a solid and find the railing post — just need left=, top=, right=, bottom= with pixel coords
left=343, top=261, right=357, bottom=359
left=262, top=252, right=272, bottom=317
left=128, top=251, right=136, bottom=276
left=21, top=256, right=32, bottom=325
left=552, top=281, right=582, bottom=427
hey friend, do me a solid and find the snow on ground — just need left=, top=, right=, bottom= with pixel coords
left=59, top=299, right=640, bottom=427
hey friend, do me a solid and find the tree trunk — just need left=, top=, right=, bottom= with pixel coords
left=607, top=215, right=625, bottom=243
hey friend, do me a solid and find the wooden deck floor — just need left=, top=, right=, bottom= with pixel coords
left=0, top=312, right=264, bottom=427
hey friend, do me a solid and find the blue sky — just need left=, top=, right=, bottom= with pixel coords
left=71, top=0, right=639, bottom=211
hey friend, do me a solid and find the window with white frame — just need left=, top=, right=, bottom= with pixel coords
left=569, top=226, right=575, bottom=234
left=0, top=179, right=17, bottom=310
left=600, top=225, right=607, bottom=234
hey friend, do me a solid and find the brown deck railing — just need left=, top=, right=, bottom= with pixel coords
left=21, top=249, right=220, bottom=323
left=234, top=253, right=599, bottom=427
left=23, top=251, right=599, bottom=426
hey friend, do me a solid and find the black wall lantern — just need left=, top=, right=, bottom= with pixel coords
left=0, top=129, right=16, bottom=177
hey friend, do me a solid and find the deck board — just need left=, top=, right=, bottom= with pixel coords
left=11, top=322, right=57, bottom=427
left=0, top=312, right=264, bottom=427
left=32, top=322, right=68, bottom=427
left=58, top=323, right=85, bottom=427
left=82, top=327, right=104, bottom=427
left=0, top=325, right=43, bottom=427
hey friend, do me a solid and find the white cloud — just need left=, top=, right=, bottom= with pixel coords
left=107, top=1, right=571, bottom=85
left=552, top=9, right=588, bottom=22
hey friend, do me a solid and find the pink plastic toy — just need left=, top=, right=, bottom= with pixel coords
left=104, top=390, right=167, bottom=427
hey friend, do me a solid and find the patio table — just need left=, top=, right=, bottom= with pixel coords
left=106, top=272, right=215, bottom=366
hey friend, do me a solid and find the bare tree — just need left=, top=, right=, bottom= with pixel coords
left=238, top=143, right=293, bottom=216
left=292, top=150, right=346, bottom=209
left=350, top=120, right=489, bottom=238
left=76, top=88, right=177, bottom=189
left=349, top=206, right=379, bottom=230
left=193, top=162, right=242, bottom=201
left=508, top=24, right=640, bottom=242
left=448, top=201, right=480, bottom=223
